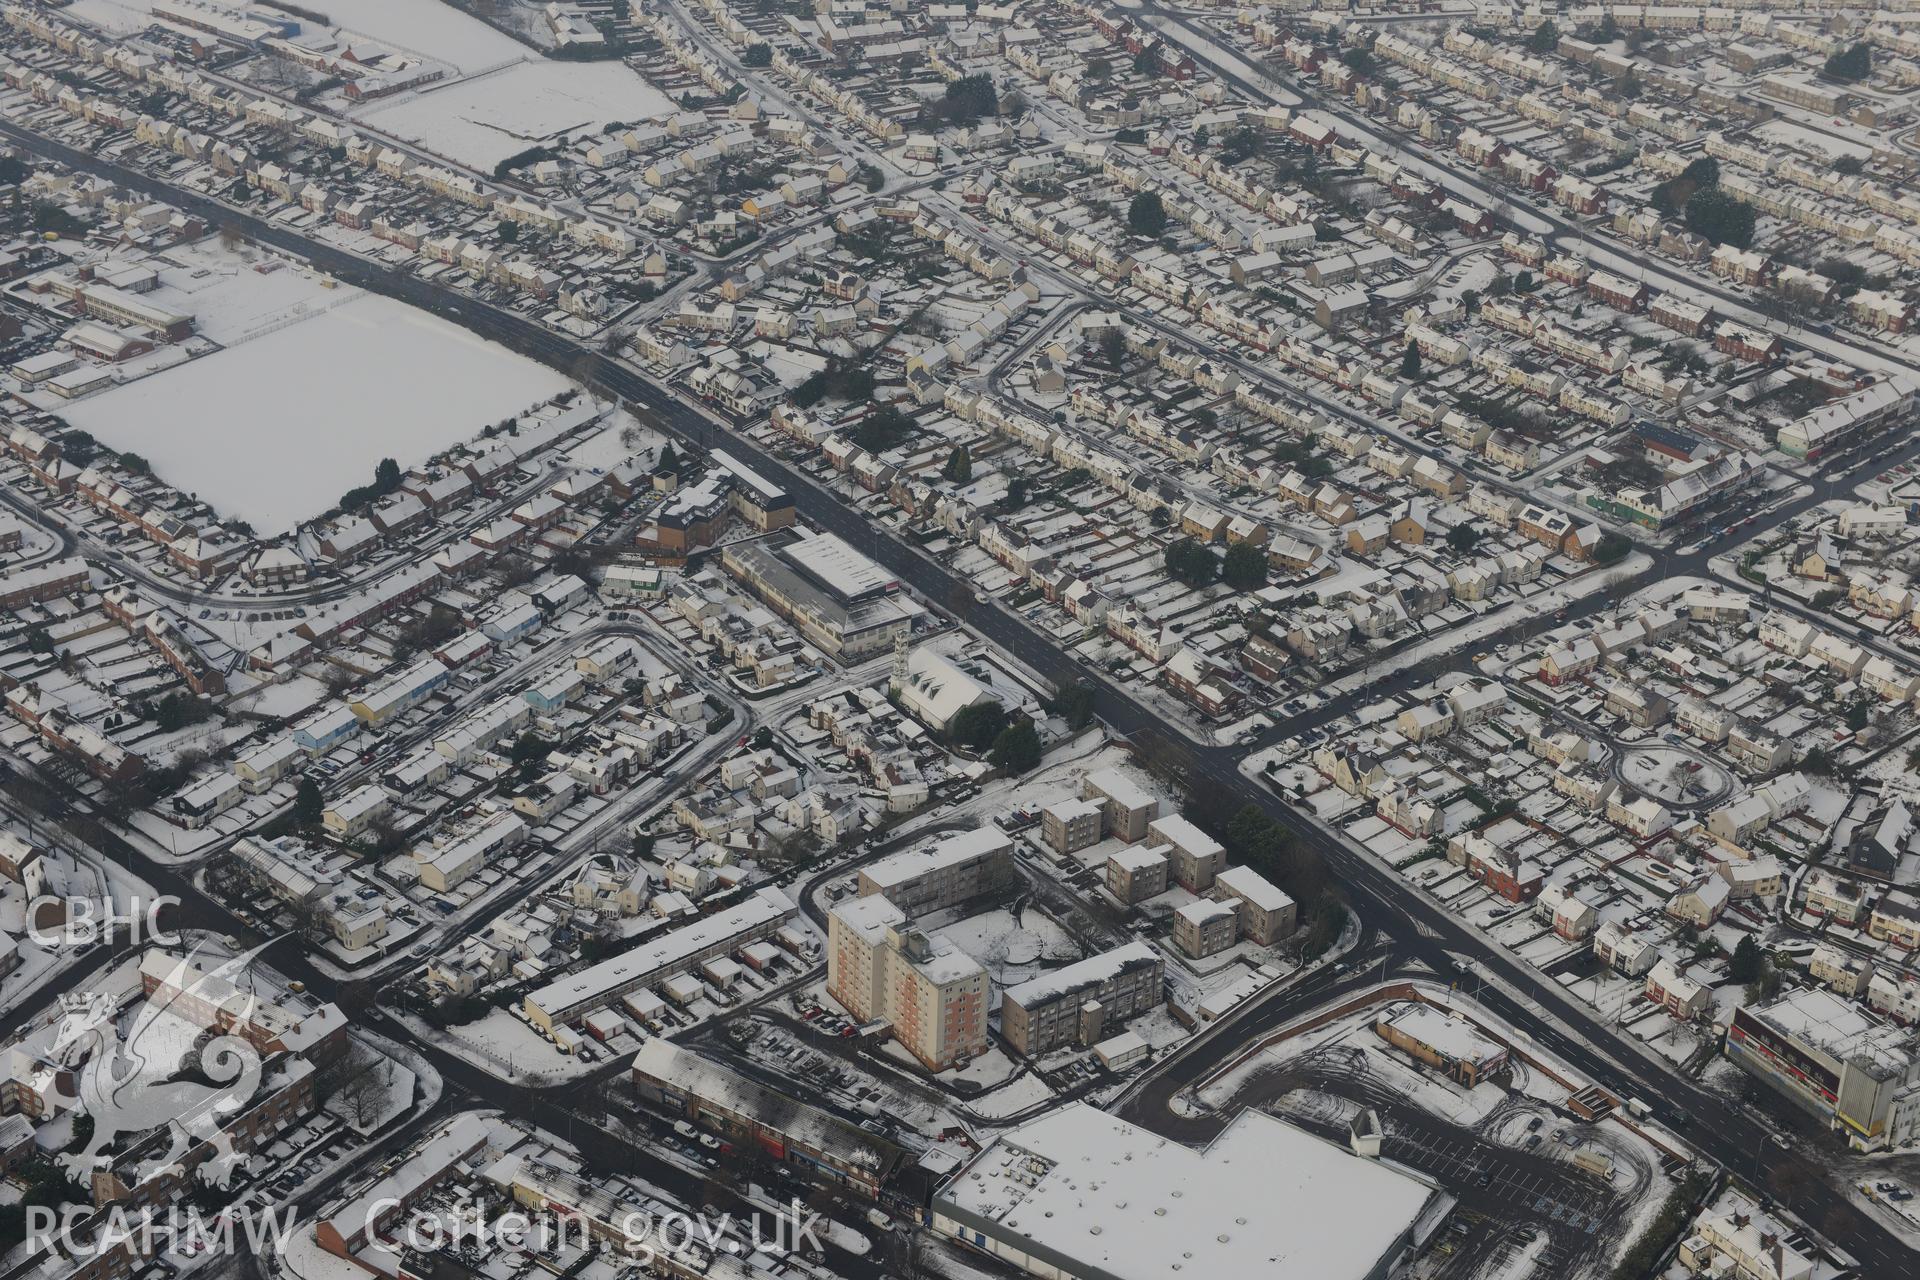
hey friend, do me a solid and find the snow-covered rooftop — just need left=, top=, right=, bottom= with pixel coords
left=861, top=826, right=1012, bottom=894
left=1378, top=1003, right=1507, bottom=1069
left=934, top=1104, right=1438, bottom=1280
left=631, top=1040, right=905, bottom=1176
left=525, top=886, right=796, bottom=1021
left=1001, top=942, right=1160, bottom=1010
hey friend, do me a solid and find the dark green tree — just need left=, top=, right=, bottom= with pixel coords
left=1682, top=156, right=1719, bottom=186
left=339, top=455, right=405, bottom=512
left=944, top=446, right=972, bottom=484
left=942, top=74, right=999, bottom=123
left=1051, top=684, right=1096, bottom=731
left=293, top=778, right=324, bottom=827
left=1163, top=537, right=1216, bottom=587
left=60, top=431, right=97, bottom=467
left=1824, top=42, right=1870, bottom=82
left=853, top=404, right=913, bottom=453
left=1528, top=20, right=1559, bottom=52
left=151, top=693, right=211, bottom=732
left=1728, top=934, right=1763, bottom=983
left=949, top=700, right=1009, bottom=751
left=989, top=718, right=1042, bottom=774
left=1222, top=541, right=1267, bottom=590
left=1128, top=191, right=1167, bottom=237
left=742, top=44, right=772, bottom=67
left=1399, top=341, right=1422, bottom=380
left=1301, top=896, right=1346, bottom=960
left=1686, top=187, right=1757, bottom=249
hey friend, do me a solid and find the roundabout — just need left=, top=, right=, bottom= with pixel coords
left=1613, top=743, right=1734, bottom=811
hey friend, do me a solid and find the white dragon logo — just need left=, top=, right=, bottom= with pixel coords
left=50, top=941, right=279, bottom=1190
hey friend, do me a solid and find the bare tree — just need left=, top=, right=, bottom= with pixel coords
left=340, top=1060, right=396, bottom=1128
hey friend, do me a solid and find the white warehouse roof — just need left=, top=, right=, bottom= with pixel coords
left=934, top=1103, right=1438, bottom=1280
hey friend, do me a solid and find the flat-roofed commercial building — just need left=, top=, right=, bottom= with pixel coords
left=1000, top=942, right=1164, bottom=1057
left=1726, top=988, right=1920, bottom=1151
left=1375, top=1002, right=1510, bottom=1086
left=722, top=530, right=921, bottom=659
left=631, top=1039, right=905, bottom=1198
left=932, top=1104, right=1442, bottom=1280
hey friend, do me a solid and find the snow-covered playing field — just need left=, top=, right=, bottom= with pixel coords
left=148, top=237, right=352, bottom=345
left=66, top=0, right=524, bottom=72
left=62, top=294, right=568, bottom=533
left=353, top=61, right=676, bottom=171
left=61, top=0, right=673, bottom=171
left=279, top=0, right=524, bottom=70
